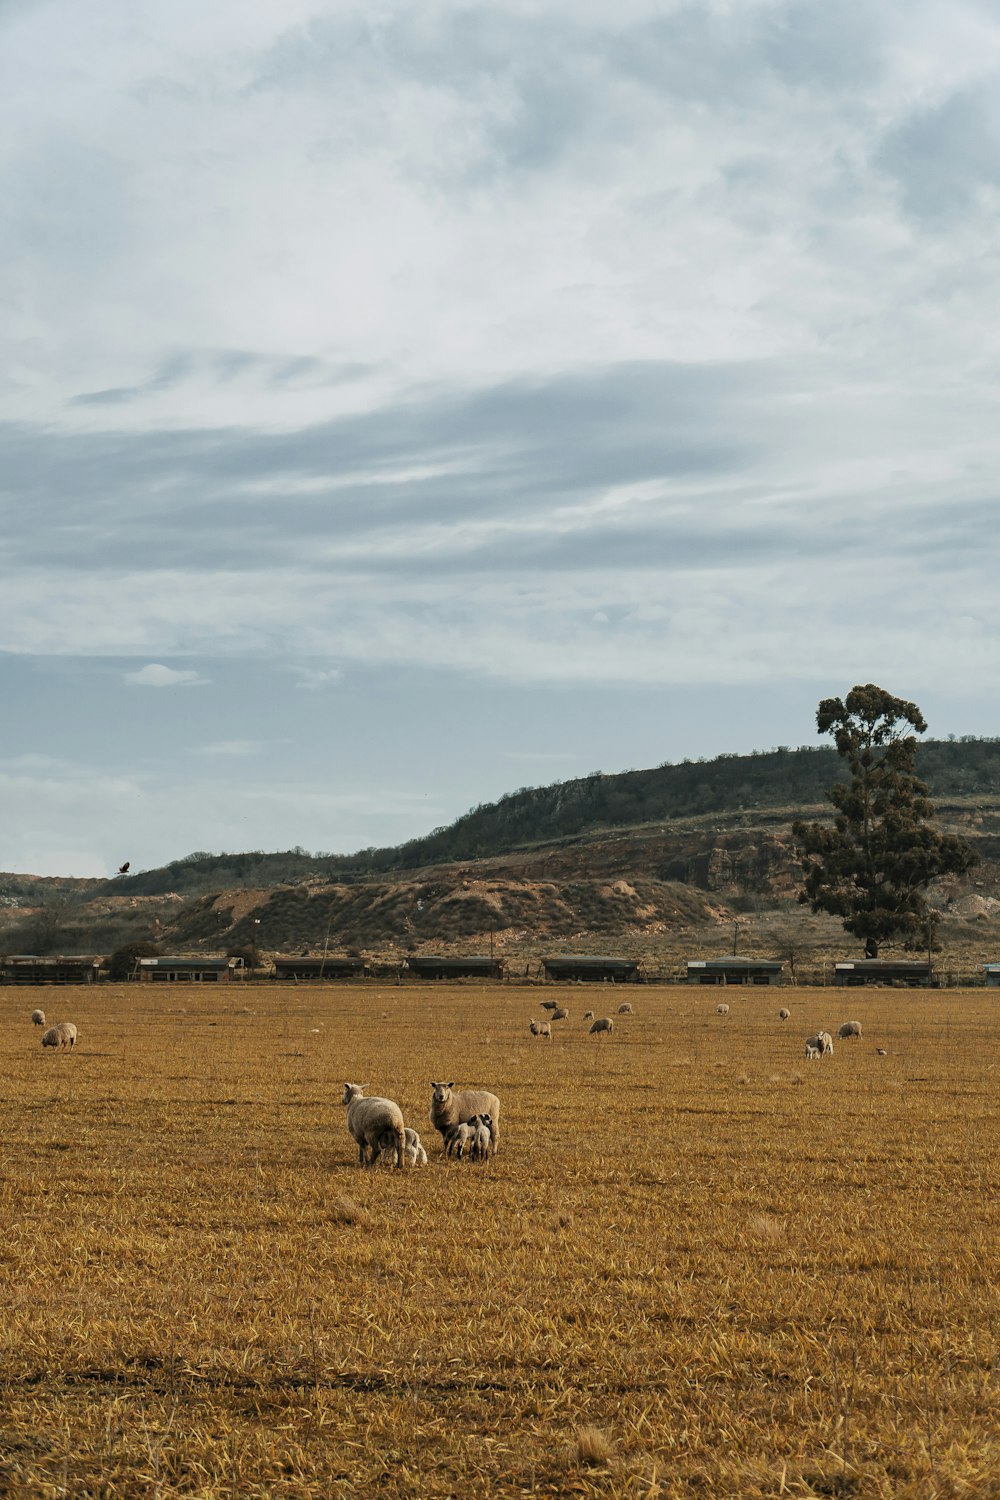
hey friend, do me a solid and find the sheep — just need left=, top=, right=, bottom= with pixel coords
left=617, top=1002, right=633, bottom=1015
left=41, top=1022, right=77, bottom=1051
left=551, top=1006, right=569, bottom=1021
left=468, top=1114, right=493, bottom=1163
left=444, top=1122, right=473, bottom=1159
left=378, top=1126, right=427, bottom=1167
left=716, top=1003, right=730, bottom=1017
left=837, top=1020, right=863, bottom=1040
left=583, top=1010, right=594, bottom=1021
left=529, top=1019, right=552, bottom=1040
left=778, top=1008, right=790, bottom=1021
left=341, top=1082, right=406, bottom=1168
left=429, top=1082, right=501, bottom=1157
left=540, top=1000, right=559, bottom=1012
left=805, top=1032, right=834, bottom=1059
left=31, top=1009, right=45, bottom=1027
left=588, top=1017, right=614, bottom=1037
left=805, top=1041, right=821, bottom=1060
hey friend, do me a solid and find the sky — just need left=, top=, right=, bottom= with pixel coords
left=3, top=0, right=1000, bottom=877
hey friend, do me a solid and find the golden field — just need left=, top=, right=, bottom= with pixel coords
left=0, top=980, right=997, bottom=1499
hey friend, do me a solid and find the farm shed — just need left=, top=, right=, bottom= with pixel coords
left=686, top=958, right=784, bottom=986
left=984, top=964, right=1000, bottom=988
left=273, top=955, right=368, bottom=980
left=404, top=955, right=506, bottom=980
left=834, top=959, right=936, bottom=988
left=0, top=954, right=101, bottom=985
left=541, top=955, right=641, bottom=983
left=136, top=956, right=243, bottom=983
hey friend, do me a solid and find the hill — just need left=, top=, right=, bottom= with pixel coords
left=3, top=738, right=1000, bottom=965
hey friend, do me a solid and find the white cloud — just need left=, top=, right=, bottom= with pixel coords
left=293, top=665, right=343, bottom=691
left=123, top=663, right=209, bottom=687
left=195, top=739, right=264, bottom=756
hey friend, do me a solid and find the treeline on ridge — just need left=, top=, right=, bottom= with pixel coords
left=95, top=737, right=1000, bottom=897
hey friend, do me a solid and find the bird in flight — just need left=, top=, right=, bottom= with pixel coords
left=117, top=862, right=131, bottom=875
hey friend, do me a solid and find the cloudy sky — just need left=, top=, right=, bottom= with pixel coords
left=3, top=0, right=1000, bottom=876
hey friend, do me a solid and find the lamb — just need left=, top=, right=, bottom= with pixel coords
left=779, top=1008, right=790, bottom=1021
left=341, top=1082, right=406, bottom=1168
left=429, top=1082, right=501, bottom=1157
left=444, top=1122, right=473, bottom=1159
left=529, top=1019, right=552, bottom=1040
left=468, top=1114, right=493, bottom=1163
left=378, top=1126, right=427, bottom=1167
left=837, top=1020, right=863, bottom=1040
left=31, top=1009, right=45, bottom=1027
left=588, top=1017, right=614, bottom=1037
left=805, top=1032, right=834, bottom=1058
left=41, top=1022, right=77, bottom=1051
left=617, top=1002, right=633, bottom=1015
left=551, top=1006, right=569, bottom=1021
left=716, top=1003, right=730, bottom=1017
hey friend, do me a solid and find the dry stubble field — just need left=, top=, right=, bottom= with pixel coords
left=0, top=980, right=997, bottom=1499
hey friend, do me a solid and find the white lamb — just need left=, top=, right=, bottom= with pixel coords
left=468, top=1114, right=493, bottom=1163
left=341, top=1082, right=406, bottom=1168
left=31, top=1009, right=45, bottom=1027
left=378, top=1126, right=427, bottom=1167
left=716, top=1003, right=730, bottom=1017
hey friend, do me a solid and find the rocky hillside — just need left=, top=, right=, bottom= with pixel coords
left=3, top=740, right=1000, bottom=962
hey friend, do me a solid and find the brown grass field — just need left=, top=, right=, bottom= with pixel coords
left=1, top=981, right=997, bottom=1499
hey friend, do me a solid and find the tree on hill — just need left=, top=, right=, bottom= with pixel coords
left=107, top=940, right=160, bottom=981
left=792, top=685, right=977, bottom=953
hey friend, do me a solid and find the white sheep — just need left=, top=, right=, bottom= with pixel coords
left=341, top=1082, right=406, bottom=1168
left=468, top=1114, right=493, bottom=1163
left=837, top=1020, right=863, bottom=1040
left=31, top=1009, right=45, bottom=1027
left=716, top=1003, right=730, bottom=1017
left=617, top=1002, right=634, bottom=1014
left=430, top=1082, right=501, bottom=1157
left=805, top=1032, right=833, bottom=1058
left=583, top=1010, right=594, bottom=1021
left=778, top=1008, right=790, bottom=1021
left=444, top=1121, right=473, bottom=1159
left=540, top=1000, right=559, bottom=1012
left=551, top=1006, right=569, bottom=1021
left=588, top=1017, right=614, bottom=1037
left=529, top=1019, right=552, bottom=1040
left=41, top=1022, right=77, bottom=1051
left=378, top=1126, right=427, bottom=1167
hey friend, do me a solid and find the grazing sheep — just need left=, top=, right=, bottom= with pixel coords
left=468, top=1114, right=493, bottom=1163
left=378, top=1126, right=427, bottom=1167
left=778, top=1008, right=790, bottom=1021
left=529, top=1019, right=552, bottom=1040
left=617, top=1002, right=633, bottom=1015
left=837, top=1020, right=863, bottom=1040
left=341, top=1082, right=406, bottom=1168
left=805, top=1032, right=834, bottom=1059
left=41, top=1022, right=77, bottom=1051
left=588, top=1017, right=614, bottom=1037
left=551, top=1006, right=569, bottom=1021
left=540, top=1000, right=559, bottom=1012
left=583, top=1010, right=594, bottom=1021
left=31, top=1009, right=45, bottom=1027
left=430, top=1082, right=501, bottom=1157
left=716, top=1003, right=730, bottom=1017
